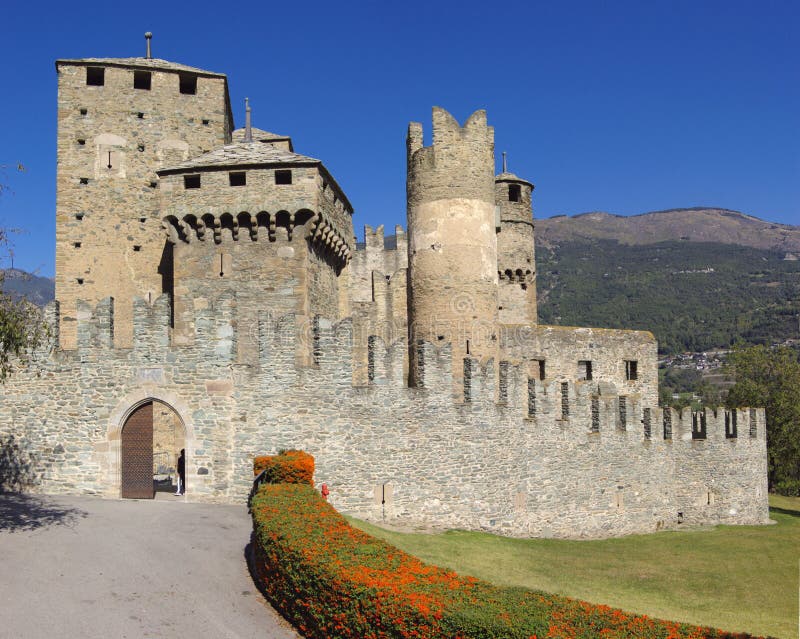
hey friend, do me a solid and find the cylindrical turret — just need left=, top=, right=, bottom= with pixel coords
left=406, top=107, right=498, bottom=386
left=495, top=172, right=537, bottom=325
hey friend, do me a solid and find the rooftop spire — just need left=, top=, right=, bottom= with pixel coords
left=502, top=151, right=507, bottom=173
left=144, top=32, right=153, bottom=59
left=244, top=98, right=253, bottom=142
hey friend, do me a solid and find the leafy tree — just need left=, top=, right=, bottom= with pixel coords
left=0, top=163, right=46, bottom=380
left=725, top=344, right=800, bottom=495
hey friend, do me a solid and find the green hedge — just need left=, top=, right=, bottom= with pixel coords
left=253, top=450, right=314, bottom=486
left=250, top=482, right=762, bottom=639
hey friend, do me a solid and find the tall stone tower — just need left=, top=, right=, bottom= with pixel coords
left=406, top=107, right=498, bottom=386
left=495, top=169, right=537, bottom=325
left=55, top=38, right=232, bottom=347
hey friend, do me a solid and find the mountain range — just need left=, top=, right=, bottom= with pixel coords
left=2, top=208, right=798, bottom=355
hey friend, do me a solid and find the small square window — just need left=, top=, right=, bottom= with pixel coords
left=184, top=175, right=201, bottom=189
left=139, top=217, right=147, bottom=223
left=77, top=139, right=86, bottom=146
left=73, top=242, right=82, bottom=248
left=179, top=73, right=197, bottom=95
left=133, top=70, right=151, bottom=90
left=76, top=278, right=84, bottom=285
left=229, top=171, right=246, bottom=187
left=137, top=144, right=145, bottom=152
left=133, top=245, right=142, bottom=252
left=137, top=112, right=145, bottom=119
left=79, top=108, right=88, bottom=116
left=625, top=360, right=638, bottom=381
left=149, top=181, right=158, bottom=189
left=75, top=213, right=85, bottom=220
left=202, top=119, right=210, bottom=125
left=275, top=170, right=292, bottom=185
left=86, top=67, right=104, bottom=86
left=509, top=184, right=521, bottom=202
left=79, top=177, right=89, bottom=185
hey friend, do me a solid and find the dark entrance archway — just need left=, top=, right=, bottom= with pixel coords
left=121, top=402, right=154, bottom=499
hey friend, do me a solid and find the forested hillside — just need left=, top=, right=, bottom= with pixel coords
left=536, top=239, right=800, bottom=355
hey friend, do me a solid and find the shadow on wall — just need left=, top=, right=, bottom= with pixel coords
left=0, top=434, right=38, bottom=492
left=0, top=435, right=88, bottom=533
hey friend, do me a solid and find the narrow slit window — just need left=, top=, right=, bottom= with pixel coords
left=538, top=359, right=546, bottom=381
left=275, top=169, right=292, bottom=185
left=86, top=67, right=105, bottom=86
left=229, top=171, right=246, bottom=187
left=625, top=360, right=638, bottom=381
left=184, top=175, right=201, bottom=189
left=133, top=70, right=151, bottom=90
left=179, top=74, right=197, bottom=95
left=509, top=184, right=521, bottom=202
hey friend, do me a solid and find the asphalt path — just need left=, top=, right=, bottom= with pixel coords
left=0, top=492, right=300, bottom=639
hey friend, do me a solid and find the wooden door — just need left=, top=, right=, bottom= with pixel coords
left=121, top=402, right=154, bottom=499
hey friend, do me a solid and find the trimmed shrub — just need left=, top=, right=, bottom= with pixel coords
left=253, top=450, right=314, bottom=487
left=250, top=482, right=762, bottom=639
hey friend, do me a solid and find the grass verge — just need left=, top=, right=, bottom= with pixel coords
left=347, top=495, right=798, bottom=638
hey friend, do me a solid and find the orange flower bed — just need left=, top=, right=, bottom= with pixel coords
left=253, top=449, right=314, bottom=487
left=250, top=474, right=762, bottom=639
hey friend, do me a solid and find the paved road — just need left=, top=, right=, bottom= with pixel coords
left=0, top=492, right=300, bottom=639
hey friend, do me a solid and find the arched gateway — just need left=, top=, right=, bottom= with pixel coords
left=118, top=398, right=187, bottom=499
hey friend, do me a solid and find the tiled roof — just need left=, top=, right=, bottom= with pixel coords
left=158, top=142, right=320, bottom=173
left=495, top=171, right=533, bottom=187
left=231, top=127, right=291, bottom=143
left=56, top=57, right=226, bottom=77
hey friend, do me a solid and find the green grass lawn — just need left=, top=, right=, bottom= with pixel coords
left=348, top=495, right=799, bottom=638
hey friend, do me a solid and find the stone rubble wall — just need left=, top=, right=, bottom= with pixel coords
left=0, top=296, right=769, bottom=538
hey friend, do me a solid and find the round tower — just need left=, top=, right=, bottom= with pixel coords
left=406, top=107, right=498, bottom=386
left=495, top=169, right=537, bottom=325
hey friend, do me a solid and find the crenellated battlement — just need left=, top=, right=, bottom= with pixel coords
left=162, top=209, right=351, bottom=266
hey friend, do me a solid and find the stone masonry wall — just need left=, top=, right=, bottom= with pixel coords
left=55, top=61, right=230, bottom=349
left=0, top=298, right=769, bottom=539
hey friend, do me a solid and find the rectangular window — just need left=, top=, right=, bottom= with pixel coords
left=275, top=169, right=292, bottom=185
left=86, top=67, right=104, bottom=86
left=133, top=70, right=151, bottom=90
left=179, top=73, right=197, bottom=95
left=625, top=360, right=638, bottom=381
left=578, top=360, right=592, bottom=381
left=527, top=378, right=536, bottom=417
left=184, top=175, right=201, bottom=189
left=536, top=359, right=546, bottom=380
left=229, top=171, right=246, bottom=187
left=508, top=184, right=521, bottom=202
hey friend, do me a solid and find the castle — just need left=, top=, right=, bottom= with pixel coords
left=0, top=38, right=769, bottom=538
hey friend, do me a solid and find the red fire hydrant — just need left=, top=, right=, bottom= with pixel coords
left=321, top=483, right=330, bottom=500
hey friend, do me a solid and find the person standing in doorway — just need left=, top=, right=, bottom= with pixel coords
left=175, top=449, right=185, bottom=495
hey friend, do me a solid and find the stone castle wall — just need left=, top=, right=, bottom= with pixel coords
left=0, top=297, right=769, bottom=538
left=55, top=61, right=231, bottom=349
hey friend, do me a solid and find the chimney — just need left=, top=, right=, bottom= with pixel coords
left=145, top=32, right=153, bottom=59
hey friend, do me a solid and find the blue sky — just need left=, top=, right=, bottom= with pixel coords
left=1, top=0, right=798, bottom=277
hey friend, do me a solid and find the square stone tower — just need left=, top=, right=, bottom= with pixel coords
left=55, top=50, right=233, bottom=347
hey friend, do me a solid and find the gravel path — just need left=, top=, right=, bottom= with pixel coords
left=0, top=492, right=300, bottom=639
